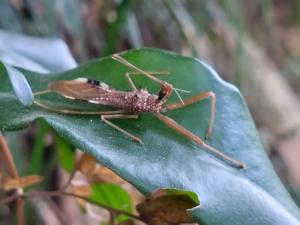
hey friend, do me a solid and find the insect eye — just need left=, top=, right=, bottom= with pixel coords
left=87, top=79, right=100, bottom=86
left=157, top=90, right=165, bottom=101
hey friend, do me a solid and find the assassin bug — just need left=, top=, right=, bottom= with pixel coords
left=33, top=54, right=245, bottom=168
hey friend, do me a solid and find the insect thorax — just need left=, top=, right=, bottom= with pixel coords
left=122, top=89, right=163, bottom=113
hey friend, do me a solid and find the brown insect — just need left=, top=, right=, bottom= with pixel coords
left=34, top=54, right=245, bottom=168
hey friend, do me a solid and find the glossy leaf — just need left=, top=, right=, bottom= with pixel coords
left=0, top=49, right=299, bottom=225
left=0, top=29, right=77, bottom=73
left=90, top=183, right=133, bottom=223
left=2, top=62, right=34, bottom=106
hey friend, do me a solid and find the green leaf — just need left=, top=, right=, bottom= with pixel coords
left=1, top=62, right=33, bottom=106
left=0, top=29, right=77, bottom=72
left=90, top=183, right=133, bottom=223
left=28, top=120, right=50, bottom=174
left=163, top=188, right=199, bottom=205
left=55, top=134, right=75, bottom=173
left=0, top=48, right=299, bottom=225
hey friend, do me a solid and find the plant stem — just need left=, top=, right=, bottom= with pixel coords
left=0, top=134, right=18, bottom=177
left=0, top=134, right=25, bottom=225
left=0, top=189, right=141, bottom=221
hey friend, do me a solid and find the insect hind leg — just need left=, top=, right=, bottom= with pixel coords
left=165, top=91, right=216, bottom=139
left=112, top=54, right=165, bottom=86
left=155, top=113, right=245, bottom=168
left=100, top=114, right=144, bottom=144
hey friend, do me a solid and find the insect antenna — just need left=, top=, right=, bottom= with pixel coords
left=173, top=87, right=191, bottom=104
left=173, top=87, right=190, bottom=93
left=173, top=88, right=184, bottom=104
left=112, top=54, right=164, bottom=85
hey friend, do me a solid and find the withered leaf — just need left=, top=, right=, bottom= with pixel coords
left=136, top=195, right=197, bottom=225
left=79, top=153, right=97, bottom=176
left=90, top=165, right=125, bottom=184
left=71, top=184, right=92, bottom=197
left=71, top=184, right=92, bottom=207
left=2, top=175, right=43, bottom=191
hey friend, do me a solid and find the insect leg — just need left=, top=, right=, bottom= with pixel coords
left=125, top=71, right=170, bottom=91
left=125, top=72, right=137, bottom=91
left=165, top=91, right=215, bottom=139
left=101, top=114, right=144, bottom=145
left=34, top=89, right=52, bottom=96
left=112, top=54, right=165, bottom=86
left=155, top=113, right=245, bottom=168
left=34, top=100, right=126, bottom=115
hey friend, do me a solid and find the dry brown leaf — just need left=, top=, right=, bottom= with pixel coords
left=0, top=170, right=7, bottom=189
left=136, top=195, right=197, bottom=225
left=2, top=175, right=43, bottom=191
left=71, top=184, right=92, bottom=197
left=0, top=170, right=4, bottom=182
left=90, top=165, right=125, bottom=184
left=149, top=189, right=166, bottom=198
left=70, top=184, right=92, bottom=208
left=79, top=153, right=97, bottom=176
left=89, top=165, right=144, bottom=206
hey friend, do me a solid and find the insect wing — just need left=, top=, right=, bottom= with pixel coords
left=48, top=78, right=112, bottom=103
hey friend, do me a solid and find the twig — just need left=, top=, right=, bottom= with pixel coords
left=61, top=163, right=78, bottom=191
left=0, top=192, right=19, bottom=206
left=0, top=134, right=25, bottom=225
left=109, top=211, right=115, bottom=225
left=0, top=134, right=18, bottom=177
left=0, top=137, right=140, bottom=223
left=1, top=190, right=141, bottom=221
left=16, top=198, right=25, bottom=225
left=24, top=190, right=141, bottom=220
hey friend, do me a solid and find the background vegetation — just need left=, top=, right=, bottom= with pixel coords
left=1, top=0, right=300, bottom=224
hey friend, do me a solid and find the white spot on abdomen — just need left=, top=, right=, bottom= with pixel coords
left=100, top=82, right=109, bottom=89
left=63, top=95, right=75, bottom=100
left=75, top=77, right=88, bottom=82
left=88, top=100, right=100, bottom=104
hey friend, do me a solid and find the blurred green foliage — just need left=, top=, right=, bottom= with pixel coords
left=2, top=0, right=299, bottom=95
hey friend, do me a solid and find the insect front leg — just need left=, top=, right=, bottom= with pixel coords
left=164, top=91, right=215, bottom=139
left=112, top=54, right=165, bottom=86
left=155, top=113, right=245, bottom=168
left=124, top=71, right=170, bottom=91
left=100, top=114, right=144, bottom=145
